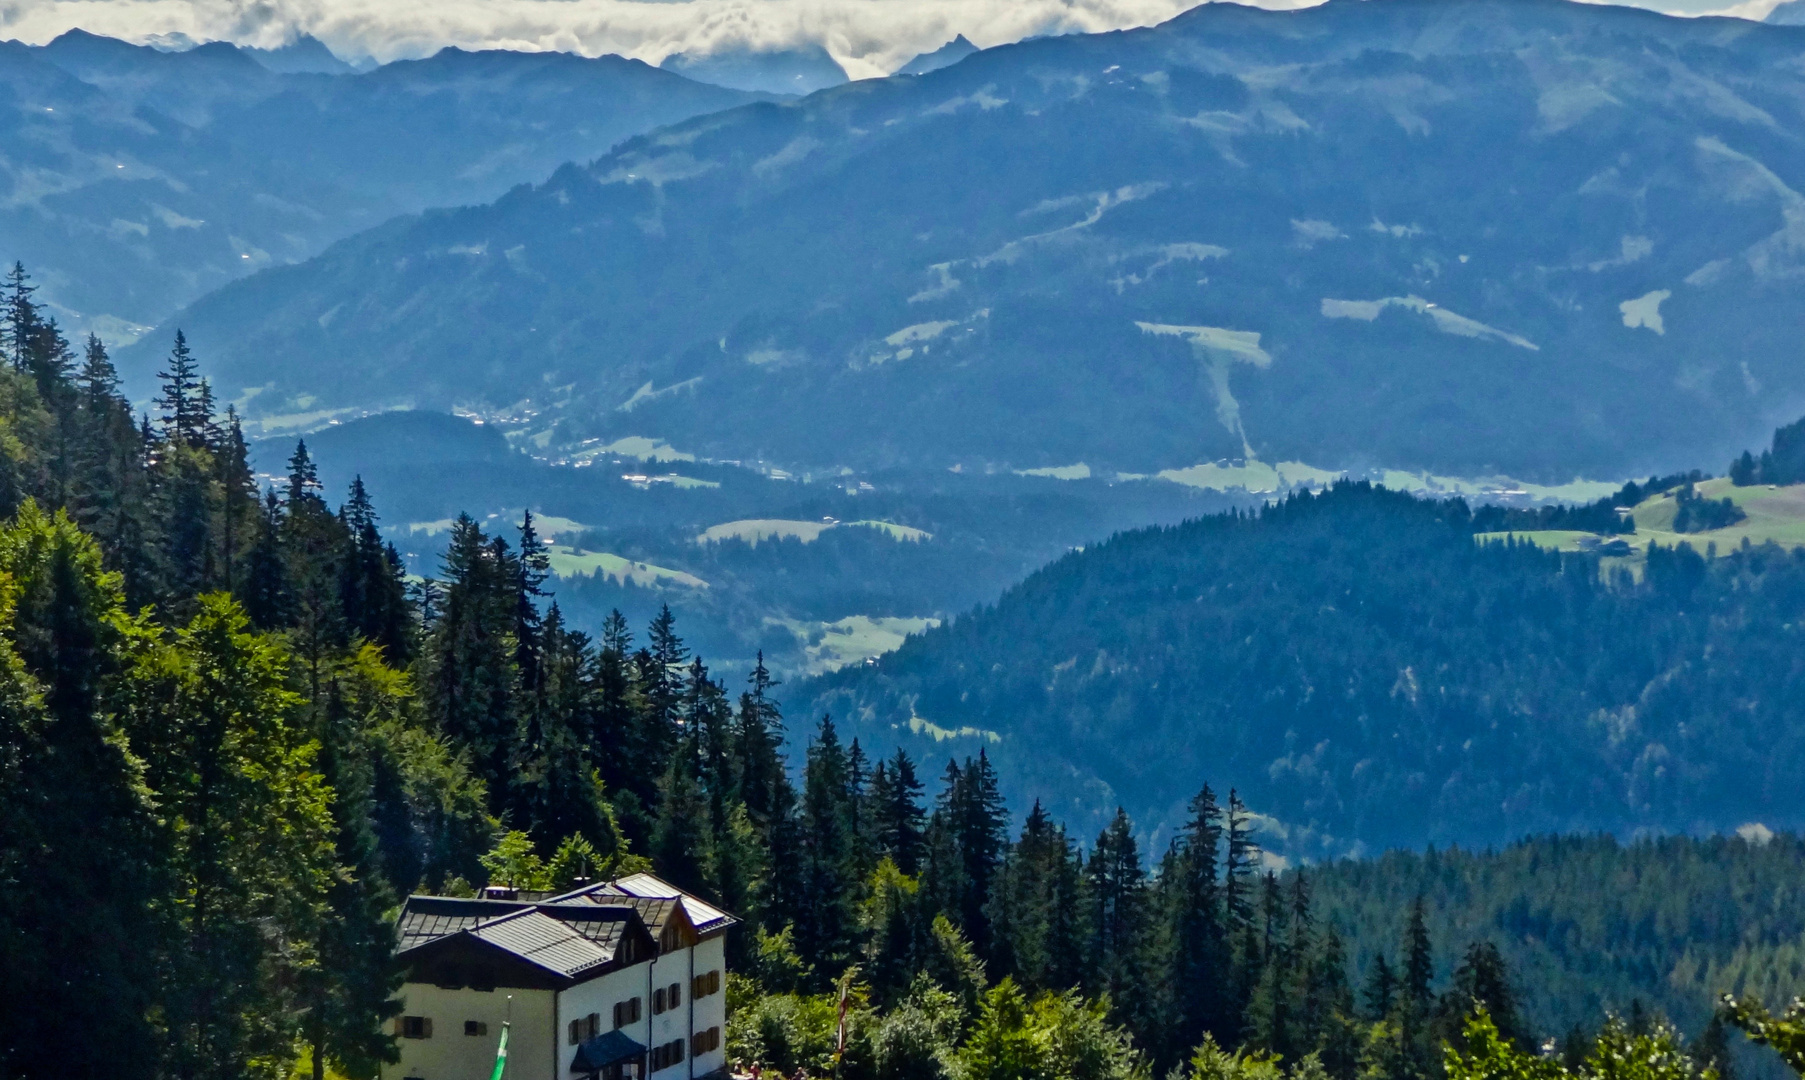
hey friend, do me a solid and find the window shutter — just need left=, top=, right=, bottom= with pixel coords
left=422, top=1018, right=433, bottom=1039
left=710, top=970, right=721, bottom=995
left=675, top=1039, right=684, bottom=1062
left=671, top=982, right=681, bottom=1007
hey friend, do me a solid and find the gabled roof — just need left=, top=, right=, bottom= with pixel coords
left=399, top=896, right=531, bottom=950
left=547, top=872, right=738, bottom=936
left=395, top=873, right=736, bottom=988
left=465, top=908, right=621, bottom=980
left=397, top=898, right=648, bottom=984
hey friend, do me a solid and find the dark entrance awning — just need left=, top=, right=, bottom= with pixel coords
left=573, top=1030, right=647, bottom=1073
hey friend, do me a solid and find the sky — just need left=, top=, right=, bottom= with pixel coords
left=0, top=0, right=1786, bottom=79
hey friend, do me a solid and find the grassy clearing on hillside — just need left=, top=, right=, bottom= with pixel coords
left=1157, top=459, right=1341, bottom=492
left=546, top=544, right=708, bottom=589
left=696, top=518, right=930, bottom=545
left=1480, top=481, right=1805, bottom=561
left=769, top=614, right=941, bottom=674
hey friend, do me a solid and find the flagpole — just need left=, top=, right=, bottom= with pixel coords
left=490, top=996, right=512, bottom=1080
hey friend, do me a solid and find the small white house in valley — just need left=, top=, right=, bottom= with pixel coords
left=385, top=873, right=737, bottom=1080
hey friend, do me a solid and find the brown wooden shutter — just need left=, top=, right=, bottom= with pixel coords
left=422, top=1018, right=433, bottom=1039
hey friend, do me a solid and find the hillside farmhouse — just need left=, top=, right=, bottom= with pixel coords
left=386, top=873, right=736, bottom=1080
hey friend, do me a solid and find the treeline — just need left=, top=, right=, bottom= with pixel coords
left=1307, top=835, right=1805, bottom=1042
left=1469, top=471, right=1705, bottom=535
left=1731, top=415, right=1805, bottom=486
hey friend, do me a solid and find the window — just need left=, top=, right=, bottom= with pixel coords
left=465, top=1020, right=489, bottom=1037
left=709, top=970, right=721, bottom=995
left=693, top=970, right=722, bottom=998
left=614, top=997, right=642, bottom=1029
left=691, top=1027, right=721, bottom=1055
left=651, top=1040, right=687, bottom=1071
left=570, top=1019, right=583, bottom=1046
left=669, top=982, right=682, bottom=1008
left=401, top=1016, right=432, bottom=1039
left=652, top=987, right=666, bottom=1015
left=587, top=1013, right=602, bottom=1039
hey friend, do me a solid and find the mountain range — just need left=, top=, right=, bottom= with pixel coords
left=0, top=29, right=762, bottom=337
left=130, top=0, right=1805, bottom=482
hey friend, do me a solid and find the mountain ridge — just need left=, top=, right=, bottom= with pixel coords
left=131, top=0, right=1805, bottom=481
left=0, top=31, right=764, bottom=336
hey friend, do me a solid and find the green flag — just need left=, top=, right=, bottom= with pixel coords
left=489, top=1022, right=510, bottom=1080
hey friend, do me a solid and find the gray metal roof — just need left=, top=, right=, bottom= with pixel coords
left=397, top=874, right=736, bottom=985
left=547, top=873, right=739, bottom=935
left=469, top=910, right=618, bottom=979
left=398, top=897, right=530, bottom=950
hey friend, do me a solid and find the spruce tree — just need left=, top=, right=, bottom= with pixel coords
left=1172, top=784, right=1229, bottom=1049
left=154, top=330, right=203, bottom=447
left=1087, top=807, right=1152, bottom=1035
left=796, top=716, right=861, bottom=980
left=871, top=747, right=928, bottom=874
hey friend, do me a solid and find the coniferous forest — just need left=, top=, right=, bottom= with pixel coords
left=2, top=261, right=1805, bottom=1080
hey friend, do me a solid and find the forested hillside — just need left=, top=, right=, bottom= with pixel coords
left=807, top=482, right=1805, bottom=852
left=4, top=262, right=1805, bottom=1080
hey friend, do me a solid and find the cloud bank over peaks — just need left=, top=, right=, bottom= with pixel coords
left=0, top=0, right=1254, bottom=78
left=0, top=0, right=1787, bottom=82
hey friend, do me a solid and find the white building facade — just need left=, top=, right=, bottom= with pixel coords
left=385, top=874, right=735, bottom=1080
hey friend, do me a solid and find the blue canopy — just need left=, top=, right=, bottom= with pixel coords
left=572, top=1030, right=647, bottom=1073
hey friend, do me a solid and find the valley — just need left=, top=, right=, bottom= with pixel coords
left=6, top=3, right=1805, bottom=1078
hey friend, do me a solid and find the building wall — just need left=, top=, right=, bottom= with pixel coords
left=647, top=942, right=689, bottom=1079
left=555, top=964, right=657, bottom=1079
left=384, top=984, right=555, bottom=1080
left=688, top=935, right=729, bottom=1077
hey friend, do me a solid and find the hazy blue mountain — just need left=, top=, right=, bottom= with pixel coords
left=1766, top=0, right=1805, bottom=23
left=799, top=482, right=1805, bottom=856
left=895, top=34, right=980, bottom=75
left=659, top=44, right=846, bottom=94
left=243, top=35, right=363, bottom=75
left=142, top=0, right=1805, bottom=483
left=1, top=33, right=761, bottom=336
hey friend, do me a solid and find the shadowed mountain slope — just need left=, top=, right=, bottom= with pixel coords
left=800, top=482, right=1805, bottom=854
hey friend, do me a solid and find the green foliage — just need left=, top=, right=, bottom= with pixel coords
left=479, top=830, right=551, bottom=890
left=1186, top=1034, right=1285, bottom=1080
left=1444, top=1010, right=1565, bottom=1080
left=754, top=923, right=816, bottom=995
left=1722, top=997, right=1805, bottom=1076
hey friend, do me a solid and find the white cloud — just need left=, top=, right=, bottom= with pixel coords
left=0, top=0, right=1781, bottom=81
left=0, top=0, right=1235, bottom=79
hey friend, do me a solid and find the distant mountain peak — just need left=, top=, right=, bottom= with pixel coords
left=659, top=43, right=848, bottom=95
left=244, top=35, right=363, bottom=75
left=1768, top=0, right=1805, bottom=24
left=895, top=34, right=980, bottom=76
